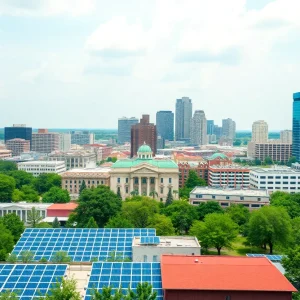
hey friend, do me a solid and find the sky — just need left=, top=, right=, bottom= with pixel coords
left=0, top=0, right=299, bottom=130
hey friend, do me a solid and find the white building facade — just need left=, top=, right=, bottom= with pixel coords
left=190, top=110, right=207, bottom=146
left=18, top=160, right=66, bottom=177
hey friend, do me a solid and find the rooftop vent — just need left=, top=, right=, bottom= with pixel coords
left=195, top=259, right=199, bottom=263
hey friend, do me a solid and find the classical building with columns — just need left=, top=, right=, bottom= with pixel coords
left=110, top=144, right=179, bottom=201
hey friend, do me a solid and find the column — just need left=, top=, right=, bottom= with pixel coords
left=138, top=176, right=142, bottom=195
left=147, top=177, right=150, bottom=197
left=130, top=177, right=134, bottom=193
left=155, top=177, right=159, bottom=195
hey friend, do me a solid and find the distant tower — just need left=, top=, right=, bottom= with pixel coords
left=191, top=110, right=207, bottom=145
left=252, top=120, right=268, bottom=143
left=156, top=111, right=174, bottom=141
left=207, top=120, right=215, bottom=135
left=222, top=118, right=236, bottom=140
left=175, top=97, right=192, bottom=142
left=131, top=115, right=157, bottom=157
left=118, top=117, right=139, bottom=144
left=293, top=92, right=300, bottom=161
left=4, top=124, right=32, bottom=150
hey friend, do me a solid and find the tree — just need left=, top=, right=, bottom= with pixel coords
left=147, top=214, right=175, bottom=236
left=0, top=223, right=14, bottom=261
left=36, top=222, right=52, bottom=228
left=130, top=189, right=139, bottom=196
left=42, top=277, right=81, bottom=300
left=197, top=201, right=223, bottom=221
left=189, top=213, right=238, bottom=255
left=51, top=251, right=72, bottom=263
left=165, top=189, right=173, bottom=206
left=79, top=180, right=86, bottom=195
left=0, top=291, right=18, bottom=300
left=264, top=156, right=273, bottom=165
left=149, top=189, right=158, bottom=199
left=163, top=200, right=198, bottom=234
left=20, top=250, right=34, bottom=263
left=105, top=214, right=134, bottom=228
left=12, top=189, right=25, bottom=202
left=90, top=286, right=123, bottom=300
left=52, top=217, right=60, bottom=228
left=185, top=170, right=207, bottom=189
left=225, top=204, right=250, bottom=227
left=20, top=185, right=39, bottom=202
left=128, top=282, right=157, bottom=300
left=179, top=187, right=192, bottom=199
left=73, top=186, right=122, bottom=227
left=172, top=190, right=178, bottom=199
left=248, top=206, right=292, bottom=254
left=0, top=161, right=17, bottom=172
left=85, top=217, right=98, bottom=228
left=6, top=170, right=34, bottom=189
left=292, top=217, right=300, bottom=246
left=42, top=186, right=70, bottom=203
left=105, top=250, right=131, bottom=262
left=287, top=156, right=297, bottom=166
left=33, top=173, right=62, bottom=194
left=117, top=187, right=122, bottom=199
left=0, top=174, right=16, bottom=202
left=1, top=213, right=25, bottom=242
left=27, top=207, right=43, bottom=228
left=6, top=253, right=18, bottom=263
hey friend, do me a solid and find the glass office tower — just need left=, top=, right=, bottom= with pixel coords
left=292, top=92, right=300, bottom=161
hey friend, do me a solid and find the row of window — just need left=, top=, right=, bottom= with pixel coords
left=258, top=181, right=298, bottom=185
left=192, top=201, right=264, bottom=208
left=118, top=187, right=166, bottom=194
left=117, top=178, right=172, bottom=184
left=65, top=180, right=105, bottom=185
left=254, top=175, right=299, bottom=179
left=195, top=194, right=261, bottom=201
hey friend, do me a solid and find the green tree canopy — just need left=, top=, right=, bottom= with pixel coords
left=225, top=204, right=250, bottom=227
left=52, top=217, right=60, bottom=228
left=85, top=217, right=98, bottom=228
left=51, top=251, right=72, bottom=263
left=0, top=161, right=17, bottom=172
left=197, top=201, right=223, bottom=221
left=248, top=206, right=292, bottom=254
left=27, top=207, right=43, bottom=228
left=1, top=213, right=25, bottom=242
left=165, top=189, right=173, bottom=206
left=185, top=170, right=207, bottom=189
left=292, top=217, right=300, bottom=246
left=190, top=213, right=238, bottom=255
left=105, top=214, right=134, bottom=228
left=36, top=222, right=52, bottom=228
left=0, top=290, right=18, bottom=300
left=73, top=185, right=122, bottom=227
left=33, top=173, right=62, bottom=194
left=264, top=156, right=273, bottom=165
left=163, top=200, right=198, bottom=234
left=41, top=277, right=80, bottom=300
left=42, top=187, right=70, bottom=203
left=79, top=180, right=86, bottom=195
left=287, top=156, right=297, bottom=166
left=6, top=170, right=34, bottom=189
left=147, top=214, right=175, bottom=236
left=21, top=185, right=39, bottom=202
left=0, top=223, right=14, bottom=261
left=0, top=174, right=16, bottom=202
left=20, top=250, right=34, bottom=263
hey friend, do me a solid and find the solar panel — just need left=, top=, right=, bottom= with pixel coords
left=0, top=264, right=67, bottom=300
left=140, top=236, right=160, bottom=245
left=13, top=228, right=156, bottom=262
left=84, top=262, right=163, bottom=300
left=246, top=254, right=285, bottom=261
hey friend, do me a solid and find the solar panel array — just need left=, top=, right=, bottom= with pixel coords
left=85, top=262, right=163, bottom=300
left=140, top=236, right=160, bottom=245
left=246, top=254, right=285, bottom=261
left=0, top=264, right=67, bottom=300
left=13, top=228, right=156, bottom=262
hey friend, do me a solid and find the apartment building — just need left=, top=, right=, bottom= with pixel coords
left=5, top=138, right=30, bottom=156
left=32, top=129, right=59, bottom=154
left=0, top=149, right=12, bottom=159
left=17, top=161, right=66, bottom=177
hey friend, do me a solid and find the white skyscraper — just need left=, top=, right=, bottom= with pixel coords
left=280, top=130, right=292, bottom=144
left=191, top=110, right=207, bottom=145
left=252, top=120, right=269, bottom=143
left=222, top=118, right=236, bottom=140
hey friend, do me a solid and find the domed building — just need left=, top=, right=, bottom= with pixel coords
left=110, top=143, right=179, bottom=201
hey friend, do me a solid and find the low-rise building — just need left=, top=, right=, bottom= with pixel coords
left=43, top=203, right=78, bottom=223
left=17, top=160, right=66, bottom=177
left=49, top=150, right=97, bottom=170
left=190, top=187, right=269, bottom=209
left=6, top=138, right=30, bottom=156
left=61, top=167, right=111, bottom=196
left=178, top=161, right=208, bottom=188
left=132, top=236, right=201, bottom=262
left=0, top=149, right=12, bottom=159
left=250, top=166, right=300, bottom=193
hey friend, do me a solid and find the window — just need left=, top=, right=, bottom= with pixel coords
left=101, top=181, right=104, bottom=184
left=251, top=204, right=260, bottom=208
left=291, top=176, right=296, bottom=179
left=150, top=178, right=155, bottom=184
left=267, top=182, right=273, bottom=184
left=221, top=203, right=229, bottom=206
left=268, top=176, right=273, bottom=179
left=226, top=196, right=230, bottom=200
left=275, top=176, right=281, bottom=179
left=196, top=194, right=203, bottom=198
left=126, top=187, right=129, bottom=193
left=126, top=178, right=129, bottom=183
left=134, top=178, right=138, bottom=184
left=142, top=178, right=147, bottom=184
left=240, top=197, right=244, bottom=200
left=160, top=178, right=163, bottom=183
left=88, top=180, right=90, bottom=184
left=169, top=178, right=172, bottom=184
left=283, top=182, right=288, bottom=185
left=261, top=176, right=266, bottom=179
left=143, top=255, right=147, bottom=262
left=160, top=188, right=163, bottom=194
left=283, top=176, right=288, bottom=179
left=117, top=178, right=120, bottom=183
left=153, top=255, right=158, bottom=262
left=275, top=182, right=280, bottom=184
left=257, top=198, right=261, bottom=201
left=260, top=181, right=266, bottom=184
left=212, top=195, right=216, bottom=199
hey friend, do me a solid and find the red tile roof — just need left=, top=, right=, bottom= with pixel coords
left=161, top=255, right=296, bottom=292
left=47, top=203, right=78, bottom=210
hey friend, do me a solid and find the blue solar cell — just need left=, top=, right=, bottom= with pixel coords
left=246, top=253, right=285, bottom=261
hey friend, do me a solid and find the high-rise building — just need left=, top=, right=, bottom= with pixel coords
left=222, top=118, right=236, bottom=140
left=190, top=110, right=207, bottom=145
left=4, top=124, right=32, bottom=149
left=156, top=111, right=174, bottom=141
left=280, top=130, right=292, bottom=144
left=252, top=120, right=268, bottom=143
left=207, top=120, right=214, bottom=135
left=293, top=92, right=300, bottom=161
left=175, top=97, right=192, bottom=142
left=131, top=115, right=157, bottom=157
left=6, top=138, right=30, bottom=156
left=70, top=131, right=94, bottom=145
left=59, top=133, right=71, bottom=152
left=118, top=117, right=139, bottom=144
left=213, top=125, right=222, bottom=139
left=32, top=129, right=59, bottom=154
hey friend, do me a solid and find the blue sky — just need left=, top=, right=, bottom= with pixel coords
left=0, top=0, right=299, bottom=130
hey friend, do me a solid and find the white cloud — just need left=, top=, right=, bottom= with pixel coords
left=0, top=0, right=95, bottom=16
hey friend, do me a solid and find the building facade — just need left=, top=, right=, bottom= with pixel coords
left=58, top=133, right=71, bottom=152
left=175, top=97, right=192, bottom=142
left=4, top=124, right=32, bottom=148
left=0, top=149, right=12, bottom=159
left=293, top=92, right=300, bottom=161
left=280, top=129, right=292, bottom=144
left=61, top=167, right=111, bottom=196
left=156, top=111, right=174, bottom=142
left=222, top=118, right=236, bottom=140
left=250, top=166, right=300, bottom=193
left=178, top=161, right=208, bottom=188
left=190, top=110, right=207, bottom=146
left=70, top=130, right=94, bottom=145
left=252, top=120, right=268, bottom=143
left=31, top=129, right=60, bottom=154
left=111, top=144, right=179, bottom=201
left=190, top=187, right=269, bottom=209
left=207, top=120, right=214, bottom=135
left=118, top=117, right=139, bottom=144
left=49, top=150, right=97, bottom=170
left=6, top=138, right=30, bottom=156
left=18, top=161, right=66, bottom=177
left=130, top=115, right=157, bottom=157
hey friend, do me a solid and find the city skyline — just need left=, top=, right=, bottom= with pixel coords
left=0, top=0, right=299, bottom=130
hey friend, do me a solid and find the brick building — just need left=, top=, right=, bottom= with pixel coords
left=5, top=138, right=30, bottom=156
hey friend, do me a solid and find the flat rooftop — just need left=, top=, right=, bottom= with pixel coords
left=250, top=166, right=300, bottom=174
left=133, top=236, right=200, bottom=248
left=0, top=203, right=51, bottom=209
left=18, top=160, right=65, bottom=165
left=191, top=187, right=269, bottom=197
left=209, top=164, right=250, bottom=170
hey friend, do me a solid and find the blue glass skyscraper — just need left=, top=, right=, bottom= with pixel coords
left=292, top=92, right=300, bottom=161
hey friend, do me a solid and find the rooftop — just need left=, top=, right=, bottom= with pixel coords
left=250, top=166, right=300, bottom=174
left=293, top=92, right=300, bottom=100
left=112, top=158, right=178, bottom=169
left=208, top=153, right=228, bottom=160
left=48, top=203, right=78, bottom=210
left=190, top=187, right=269, bottom=197
left=0, top=203, right=51, bottom=209
left=49, top=151, right=96, bottom=157
left=18, top=160, right=65, bottom=166
left=133, top=236, right=200, bottom=248
left=61, top=167, right=111, bottom=178
left=161, top=255, right=296, bottom=292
